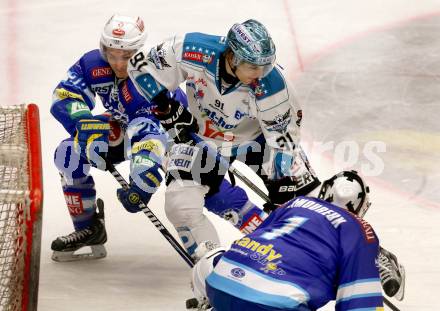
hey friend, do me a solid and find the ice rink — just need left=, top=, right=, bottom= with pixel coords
left=1, top=0, right=439, bottom=310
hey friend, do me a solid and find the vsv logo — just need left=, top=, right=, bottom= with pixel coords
left=230, top=267, right=246, bottom=278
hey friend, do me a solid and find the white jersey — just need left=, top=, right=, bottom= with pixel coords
left=128, top=32, right=304, bottom=177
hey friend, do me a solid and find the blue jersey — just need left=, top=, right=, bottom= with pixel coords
left=50, top=49, right=187, bottom=135
left=206, top=196, right=383, bottom=311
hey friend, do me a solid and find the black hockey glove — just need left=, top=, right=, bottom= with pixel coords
left=265, top=177, right=297, bottom=206
left=153, top=90, right=198, bottom=144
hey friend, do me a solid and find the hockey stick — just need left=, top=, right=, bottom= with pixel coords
left=189, top=134, right=401, bottom=311
left=188, top=133, right=272, bottom=203
left=106, top=162, right=195, bottom=268
left=383, top=297, right=400, bottom=311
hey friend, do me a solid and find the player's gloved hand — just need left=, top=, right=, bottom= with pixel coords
left=153, top=90, right=199, bottom=144
left=116, top=186, right=145, bottom=213
left=74, top=117, right=110, bottom=170
left=263, top=202, right=280, bottom=214
left=265, top=176, right=297, bottom=206
left=117, top=166, right=163, bottom=213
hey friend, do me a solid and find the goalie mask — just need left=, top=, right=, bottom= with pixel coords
left=318, top=170, right=371, bottom=218
left=100, top=14, right=147, bottom=60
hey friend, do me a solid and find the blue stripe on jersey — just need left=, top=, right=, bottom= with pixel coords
left=337, top=293, right=383, bottom=303
left=336, top=295, right=383, bottom=311
left=336, top=278, right=382, bottom=305
left=207, top=257, right=309, bottom=309
left=134, top=73, right=165, bottom=101
left=343, top=308, right=383, bottom=311
left=339, top=278, right=380, bottom=289
left=207, top=273, right=304, bottom=309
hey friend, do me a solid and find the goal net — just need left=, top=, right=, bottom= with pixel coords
left=0, top=104, right=42, bottom=311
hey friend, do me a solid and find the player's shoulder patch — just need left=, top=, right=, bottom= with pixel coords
left=253, top=66, right=286, bottom=101
left=81, top=49, right=114, bottom=80
left=181, top=33, right=226, bottom=71
left=123, top=78, right=157, bottom=116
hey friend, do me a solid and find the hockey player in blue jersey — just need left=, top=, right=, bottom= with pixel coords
left=128, top=19, right=320, bottom=257
left=50, top=14, right=187, bottom=261
left=190, top=171, right=386, bottom=311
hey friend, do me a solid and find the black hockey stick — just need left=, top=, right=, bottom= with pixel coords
left=189, top=134, right=401, bottom=311
left=106, top=162, right=195, bottom=268
left=188, top=133, right=272, bottom=202
left=383, top=297, right=400, bottom=311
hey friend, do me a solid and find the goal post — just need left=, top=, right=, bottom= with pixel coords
left=0, top=104, right=43, bottom=311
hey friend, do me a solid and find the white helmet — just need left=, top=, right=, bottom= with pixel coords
left=100, top=14, right=147, bottom=55
left=318, top=170, right=371, bottom=218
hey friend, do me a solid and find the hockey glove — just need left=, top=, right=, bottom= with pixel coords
left=116, top=186, right=145, bottom=213
left=265, top=177, right=297, bottom=206
left=153, top=90, right=198, bottom=144
left=74, top=117, right=110, bottom=170
left=116, top=166, right=163, bottom=213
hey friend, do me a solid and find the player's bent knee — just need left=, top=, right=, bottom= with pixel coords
left=164, top=180, right=208, bottom=226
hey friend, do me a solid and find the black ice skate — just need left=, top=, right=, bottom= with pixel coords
left=378, top=247, right=405, bottom=301
left=51, top=198, right=107, bottom=262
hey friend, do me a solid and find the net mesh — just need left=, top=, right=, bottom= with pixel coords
left=0, top=105, right=30, bottom=311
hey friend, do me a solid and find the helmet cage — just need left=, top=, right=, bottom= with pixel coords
left=318, top=170, right=371, bottom=218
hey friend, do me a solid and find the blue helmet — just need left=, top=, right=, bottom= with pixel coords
left=226, top=19, right=276, bottom=77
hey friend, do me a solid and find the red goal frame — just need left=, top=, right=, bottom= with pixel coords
left=22, top=103, right=43, bottom=311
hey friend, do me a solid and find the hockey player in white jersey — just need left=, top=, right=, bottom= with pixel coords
left=128, top=19, right=320, bottom=256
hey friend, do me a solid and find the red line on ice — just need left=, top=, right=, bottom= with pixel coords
left=282, top=7, right=440, bottom=209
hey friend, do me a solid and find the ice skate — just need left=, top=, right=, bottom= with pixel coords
left=51, top=199, right=107, bottom=262
left=378, top=247, right=405, bottom=301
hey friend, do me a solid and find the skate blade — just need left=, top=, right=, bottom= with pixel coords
left=394, top=264, right=405, bottom=301
left=51, top=245, right=107, bottom=262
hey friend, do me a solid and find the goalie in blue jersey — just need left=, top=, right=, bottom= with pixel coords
left=190, top=171, right=405, bottom=310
